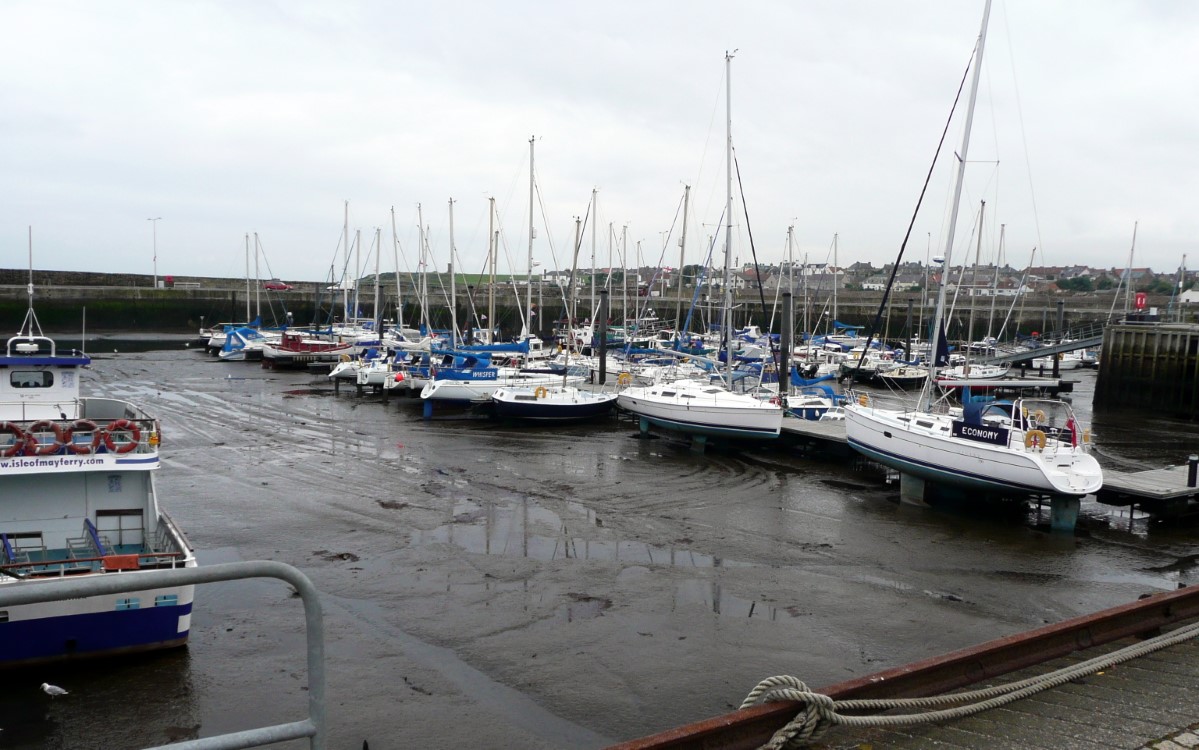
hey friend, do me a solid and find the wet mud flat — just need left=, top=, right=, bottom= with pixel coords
left=3, top=351, right=1198, bottom=748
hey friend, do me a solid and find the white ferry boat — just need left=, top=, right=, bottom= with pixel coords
left=0, top=297, right=196, bottom=667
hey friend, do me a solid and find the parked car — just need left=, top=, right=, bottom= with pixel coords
left=263, top=279, right=293, bottom=291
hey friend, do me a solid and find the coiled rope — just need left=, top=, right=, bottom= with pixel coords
left=740, top=618, right=1199, bottom=749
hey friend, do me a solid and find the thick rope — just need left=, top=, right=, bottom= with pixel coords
left=740, top=618, right=1199, bottom=749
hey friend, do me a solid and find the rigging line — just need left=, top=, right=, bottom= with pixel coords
left=679, top=206, right=727, bottom=347
left=533, top=179, right=562, bottom=277
left=633, top=192, right=686, bottom=326
left=999, top=0, right=1046, bottom=265
left=732, top=147, right=781, bottom=385
left=850, top=38, right=979, bottom=375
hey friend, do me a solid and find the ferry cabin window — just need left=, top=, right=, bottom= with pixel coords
left=97, top=509, right=145, bottom=548
left=10, top=370, right=53, bottom=388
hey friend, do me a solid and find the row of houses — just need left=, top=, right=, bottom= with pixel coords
left=544, top=260, right=1177, bottom=296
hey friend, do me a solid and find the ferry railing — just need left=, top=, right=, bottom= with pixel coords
left=0, top=560, right=327, bottom=750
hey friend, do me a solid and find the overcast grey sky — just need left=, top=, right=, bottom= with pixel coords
left=4, top=1, right=1197, bottom=284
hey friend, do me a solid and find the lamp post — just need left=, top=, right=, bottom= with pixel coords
left=148, top=217, right=162, bottom=287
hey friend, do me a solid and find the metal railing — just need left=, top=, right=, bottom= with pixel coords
left=0, top=561, right=326, bottom=750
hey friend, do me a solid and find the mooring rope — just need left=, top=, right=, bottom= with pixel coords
left=740, top=618, right=1199, bottom=749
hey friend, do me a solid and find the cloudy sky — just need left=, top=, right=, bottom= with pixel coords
left=4, top=1, right=1197, bottom=285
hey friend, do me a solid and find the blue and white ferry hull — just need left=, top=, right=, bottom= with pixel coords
left=0, top=328, right=197, bottom=668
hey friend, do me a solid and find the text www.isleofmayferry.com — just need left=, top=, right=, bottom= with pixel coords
left=2, top=455, right=107, bottom=469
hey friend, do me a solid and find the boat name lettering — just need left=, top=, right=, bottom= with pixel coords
left=951, top=421, right=1010, bottom=446
left=1, top=455, right=109, bottom=469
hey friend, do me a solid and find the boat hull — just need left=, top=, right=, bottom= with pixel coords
left=492, top=389, right=617, bottom=422
left=617, top=384, right=782, bottom=440
left=844, top=405, right=1102, bottom=497
left=0, top=580, right=195, bottom=668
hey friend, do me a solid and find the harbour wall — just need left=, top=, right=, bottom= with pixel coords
left=0, top=268, right=1172, bottom=337
left=1095, top=323, right=1199, bottom=417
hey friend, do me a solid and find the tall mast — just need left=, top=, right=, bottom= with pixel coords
left=621, top=224, right=629, bottom=333
left=373, top=227, right=382, bottom=334
left=832, top=233, right=839, bottom=323
left=966, top=200, right=985, bottom=356
left=590, top=189, right=598, bottom=322
left=448, top=197, right=457, bottom=348
left=254, top=233, right=261, bottom=321
left=723, top=50, right=735, bottom=386
left=244, top=233, right=251, bottom=322
left=674, top=184, right=690, bottom=341
left=566, top=216, right=582, bottom=383
left=488, top=196, right=496, bottom=343
left=417, top=203, right=429, bottom=335
left=525, top=135, right=535, bottom=339
left=921, top=0, right=992, bottom=411
left=1123, top=221, right=1138, bottom=317
left=390, top=206, right=404, bottom=334
left=786, top=224, right=795, bottom=341
left=352, top=229, right=361, bottom=322
left=987, top=223, right=1004, bottom=341
left=343, top=200, right=350, bottom=323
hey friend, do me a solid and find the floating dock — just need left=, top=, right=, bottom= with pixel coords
left=1096, top=461, right=1199, bottom=518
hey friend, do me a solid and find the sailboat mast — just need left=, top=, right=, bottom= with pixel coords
left=526, top=135, right=535, bottom=339
left=244, top=233, right=251, bottom=322
left=417, top=203, right=429, bottom=335
left=566, top=216, right=582, bottom=383
left=987, top=223, right=1004, bottom=341
left=353, top=229, right=361, bottom=323
left=373, top=227, right=382, bottom=334
left=449, top=197, right=457, bottom=349
left=488, top=197, right=496, bottom=344
left=254, top=233, right=261, bottom=321
left=920, top=0, right=992, bottom=411
left=1124, top=221, right=1138, bottom=318
left=675, top=184, right=690, bottom=342
left=343, top=200, right=350, bottom=324
left=590, top=189, right=598, bottom=322
left=832, top=233, right=838, bottom=324
left=621, top=225, right=629, bottom=333
left=723, top=50, right=735, bottom=386
left=390, top=206, right=404, bottom=334
left=966, top=200, right=985, bottom=356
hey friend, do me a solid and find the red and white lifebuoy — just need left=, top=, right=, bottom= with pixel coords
left=103, top=419, right=141, bottom=454
left=0, top=421, right=27, bottom=458
left=64, top=419, right=102, bottom=455
left=27, top=420, right=65, bottom=456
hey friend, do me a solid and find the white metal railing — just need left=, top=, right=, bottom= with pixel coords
left=0, top=561, right=327, bottom=749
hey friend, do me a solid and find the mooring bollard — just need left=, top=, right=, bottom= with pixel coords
left=1188, top=455, right=1198, bottom=488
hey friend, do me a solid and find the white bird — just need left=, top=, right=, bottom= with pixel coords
left=41, top=682, right=68, bottom=697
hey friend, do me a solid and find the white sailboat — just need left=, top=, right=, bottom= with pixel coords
left=842, top=0, right=1102, bottom=502
left=616, top=52, right=784, bottom=442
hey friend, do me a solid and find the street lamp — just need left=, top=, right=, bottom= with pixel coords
left=148, top=217, right=162, bottom=287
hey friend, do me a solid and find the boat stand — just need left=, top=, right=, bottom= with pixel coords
left=1048, top=495, right=1080, bottom=533
left=898, top=474, right=931, bottom=507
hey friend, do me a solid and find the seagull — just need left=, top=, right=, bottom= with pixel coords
left=41, top=682, right=69, bottom=697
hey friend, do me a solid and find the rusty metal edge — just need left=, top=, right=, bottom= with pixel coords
left=608, top=584, right=1199, bottom=750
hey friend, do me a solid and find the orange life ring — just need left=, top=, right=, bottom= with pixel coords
left=103, top=419, right=141, bottom=454
left=0, top=421, right=27, bottom=458
left=27, top=420, right=65, bottom=456
left=1024, top=429, right=1046, bottom=450
left=64, top=419, right=101, bottom=455
left=534, top=386, right=548, bottom=399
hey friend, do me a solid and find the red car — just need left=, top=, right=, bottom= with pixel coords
left=263, top=279, right=293, bottom=291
